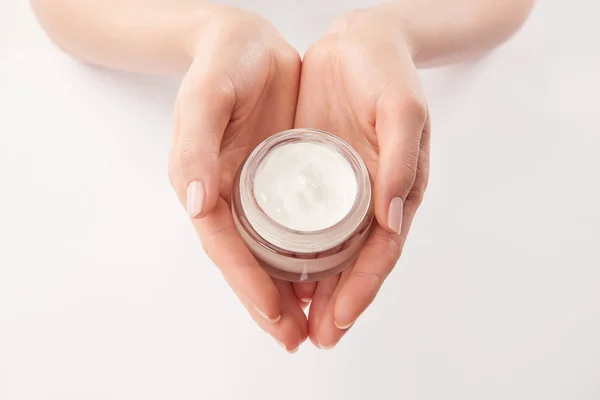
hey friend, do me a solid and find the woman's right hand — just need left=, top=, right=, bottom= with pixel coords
left=168, top=5, right=307, bottom=352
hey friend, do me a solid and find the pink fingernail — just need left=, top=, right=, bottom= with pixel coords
left=186, top=181, right=205, bottom=218
left=388, top=197, right=404, bottom=235
left=334, top=320, right=355, bottom=330
left=276, top=341, right=288, bottom=351
left=254, top=305, right=281, bottom=323
left=318, top=342, right=336, bottom=350
left=277, top=341, right=299, bottom=354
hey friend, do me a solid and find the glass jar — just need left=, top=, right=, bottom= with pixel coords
left=231, top=129, right=374, bottom=282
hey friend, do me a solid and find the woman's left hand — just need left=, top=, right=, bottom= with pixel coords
left=294, top=6, right=431, bottom=349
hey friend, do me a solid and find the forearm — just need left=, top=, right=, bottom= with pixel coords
left=382, top=0, right=535, bottom=67
left=31, top=0, right=213, bottom=74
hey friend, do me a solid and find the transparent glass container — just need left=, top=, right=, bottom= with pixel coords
left=231, top=129, right=373, bottom=282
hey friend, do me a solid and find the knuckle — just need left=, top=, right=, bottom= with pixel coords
left=410, top=171, right=429, bottom=206
left=424, top=114, right=432, bottom=134
left=409, top=185, right=426, bottom=206
left=394, top=94, right=427, bottom=122
left=362, top=229, right=402, bottom=271
left=372, top=230, right=402, bottom=260
left=418, top=148, right=431, bottom=185
left=351, top=270, right=383, bottom=287
left=177, top=136, right=200, bottom=173
left=401, top=155, right=419, bottom=184
left=304, top=36, right=338, bottom=66
left=349, top=271, right=383, bottom=298
left=176, top=138, right=220, bottom=176
left=179, top=72, right=204, bottom=96
left=173, top=87, right=223, bottom=179
left=279, top=45, right=301, bottom=69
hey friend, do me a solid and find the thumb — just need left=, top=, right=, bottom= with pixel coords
left=374, top=94, right=427, bottom=234
left=169, top=70, right=236, bottom=218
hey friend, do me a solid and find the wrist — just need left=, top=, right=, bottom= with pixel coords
left=156, top=3, right=215, bottom=70
left=182, top=3, right=223, bottom=63
left=328, top=3, right=419, bottom=61
left=186, top=5, right=272, bottom=62
left=372, top=2, right=420, bottom=57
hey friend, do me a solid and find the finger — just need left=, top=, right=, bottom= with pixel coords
left=307, top=274, right=340, bottom=348
left=274, top=280, right=309, bottom=348
left=310, top=270, right=355, bottom=349
left=332, top=226, right=402, bottom=331
left=293, top=42, right=333, bottom=129
left=236, top=296, right=303, bottom=354
left=169, top=65, right=236, bottom=219
left=374, top=89, right=428, bottom=235
left=293, top=281, right=317, bottom=303
left=196, top=198, right=282, bottom=324
left=333, top=127, right=430, bottom=328
left=299, top=299, right=310, bottom=311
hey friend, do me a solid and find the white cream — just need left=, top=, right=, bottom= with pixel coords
left=253, top=142, right=357, bottom=232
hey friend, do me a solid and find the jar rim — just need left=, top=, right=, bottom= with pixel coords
left=239, top=128, right=372, bottom=253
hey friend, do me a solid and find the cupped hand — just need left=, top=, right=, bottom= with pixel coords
left=168, top=5, right=306, bottom=352
left=294, top=6, right=431, bottom=349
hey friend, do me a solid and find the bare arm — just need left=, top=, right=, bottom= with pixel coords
left=31, top=0, right=310, bottom=351
left=30, top=0, right=534, bottom=351
left=31, top=0, right=214, bottom=74
left=31, top=0, right=533, bottom=73
left=294, top=0, right=534, bottom=347
left=381, top=0, right=535, bottom=66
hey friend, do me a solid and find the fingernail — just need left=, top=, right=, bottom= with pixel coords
left=318, top=342, right=336, bottom=350
left=254, top=305, right=281, bottom=323
left=277, top=341, right=299, bottom=354
left=288, top=345, right=299, bottom=354
left=276, top=341, right=288, bottom=351
left=388, top=197, right=404, bottom=235
left=186, top=181, right=205, bottom=218
left=334, top=320, right=355, bottom=330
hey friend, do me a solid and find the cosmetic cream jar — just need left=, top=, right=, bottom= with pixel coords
left=231, top=129, right=373, bottom=282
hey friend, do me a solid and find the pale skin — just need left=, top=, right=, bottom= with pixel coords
left=32, top=0, right=534, bottom=352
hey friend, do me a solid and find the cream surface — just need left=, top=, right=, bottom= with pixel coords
left=253, top=142, right=357, bottom=231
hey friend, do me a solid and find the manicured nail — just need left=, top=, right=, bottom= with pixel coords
left=288, top=345, right=299, bottom=354
left=277, top=341, right=299, bottom=354
left=388, top=197, right=404, bottom=235
left=254, top=305, right=281, bottom=323
left=334, top=320, right=355, bottom=330
left=277, top=341, right=286, bottom=350
left=186, top=181, right=205, bottom=218
left=318, top=342, right=336, bottom=350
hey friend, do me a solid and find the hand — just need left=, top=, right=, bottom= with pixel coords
left=294, top=6, right=431, bottom=349
left=168, top=5, right=306, bottom=352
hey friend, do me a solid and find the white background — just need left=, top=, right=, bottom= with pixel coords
left=1, top=1, right=599, bottom=399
